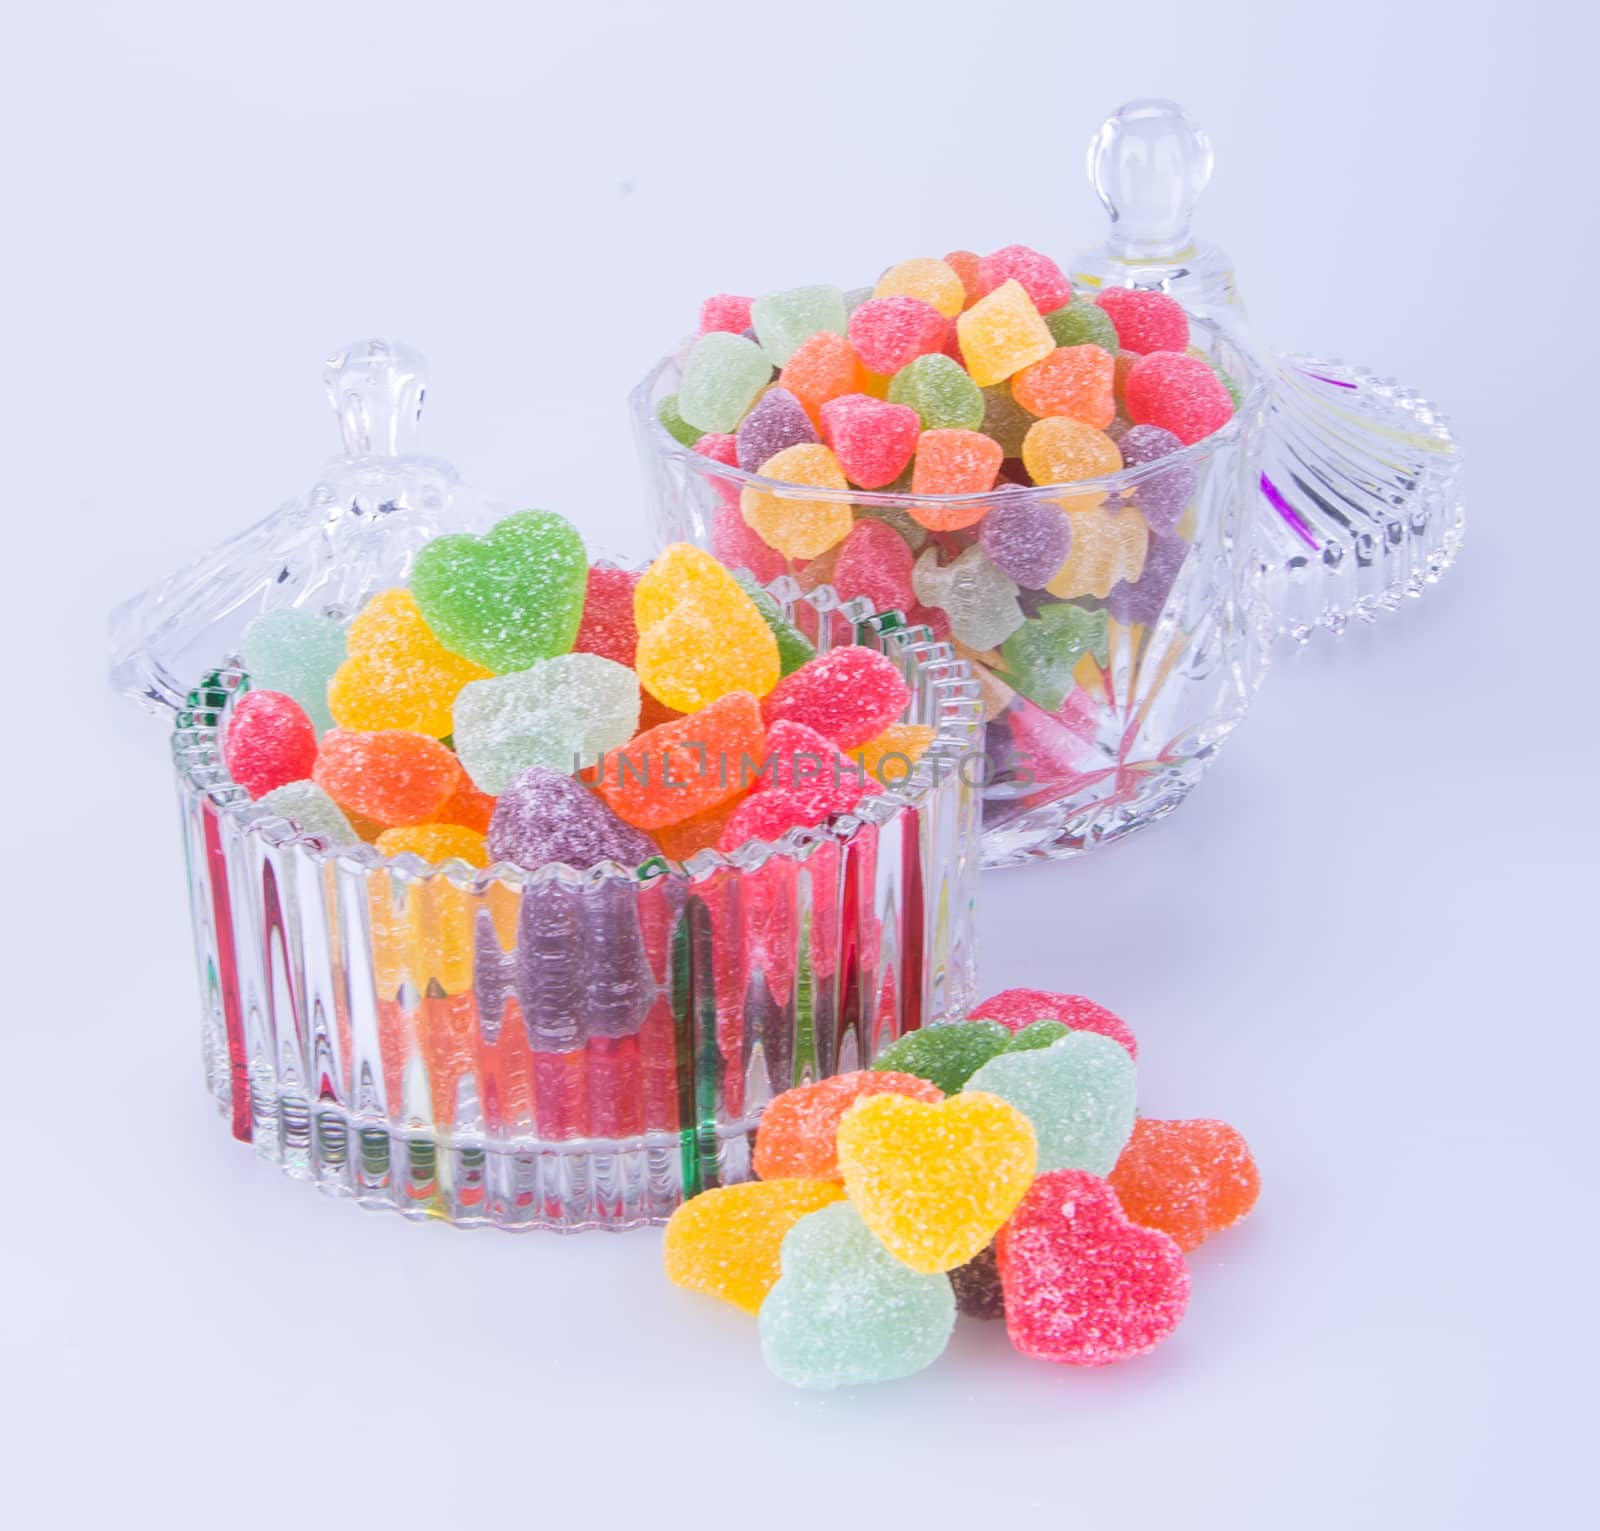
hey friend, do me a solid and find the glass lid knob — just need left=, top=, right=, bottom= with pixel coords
left=324, top=338, right=427, bottom=458
left=1088, top=98, right=1214, bottom=262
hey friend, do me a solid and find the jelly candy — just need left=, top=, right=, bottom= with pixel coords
left=436, top=775, right=497, bottom=836
left=909, top=429, right=1004, bottom=504
left=1011, top=344, right=1116, bottom=429
left=256, top=780, right=357, bottom=844
left=593, top=691, right=765, bottom=829
left=1095, top=287, right=1189, bottom=356
left=710, top=501, right=786, bottom=585
left=969, top=988, right=1139, bottom=1059
left=1006, top=1019, right=1073, bottom=1052
left=752, top=1069, right=944, bottom=1181
left=699, top=293, right=754, bottom=335
left=328, top=588, right=490, bottom=739
left=778, top=332, right=863, bottom=425
left=715, top=719, right=879, bottom=850
left=854, top=722, right=935, bottom=785
left=314, top=729, right=462, bottom=828
left=1044, top=297, right=1119, bottom=354
left=410, top=509, right=588, bottom=674
left=831, top=520, right=915, bottom=616
left=974, top=244, right=1072, bottom=313
left=956, top=279, right=1055, bottom=388
left=854, top=503, right=930, bottom=554
left=1119, top=424, right=1195, bottom=533
left=1124, top=352, right=1234, bottom=446
left=373, top=823, right=490, bottom=868
left=731, top=570, right=815, bottom=675
left=738, top=443, right=854, bottom=559
left=759, top=1201, right=956, bottom=1387
left=912, top=545, right=1025, bottom=650
left=487, top=765, right=658, bottom=870
left=751, top=285, right=849, bottom=367
left=1020, top=417, right=1122, bottom=500
left=978, top=495, right=1072, bottom=588
left=1108, top=529, right=1186, bottom=627
left=847, top=296, right=948, bottom=378
left=656, top=394, right=703, bottom=447
left=980, top=383, right=1038, bottom=457
left=452, top=653, right=641, bottom=794
left=873, top=256, right=966, bottom=319
left=663, top=1178, right=845, bottom=1315
left=759, top=647, right=911, bottom=751
left=997, top=1169, right=1190, bottom=1366
left=964, top=1030, right=1137, bottom=1175
left=735, top=386, right=818, bottom=472
left=224, top=690, right=319, bottom=799
left=949, top=1243, right=1005, bottom=1320
left=886, top=353, right=984, bottom=432
left=819, top=394, right=921, bottom=490
left=677, top=331, right=773, bottom=433
left=836, top=1091, right=1037, bottom=1272
left=1045, top=503, right=1148, bottom=600
left=239, top=608, right=346, bottom=736
left=651, top=797, right=744, bottom=862
left=694, top=432, right=740, bottom=476
left=942, top=249, right=982, bottom=304
left=1108, top=1118, right=1260, bottom=1252
left=999, top=604, right=1109, bottom=712
left=869, top=1019, right=1011, bottom=1094
left=573, top=566, right=640, bottom=668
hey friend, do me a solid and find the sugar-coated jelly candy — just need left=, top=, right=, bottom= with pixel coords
left=819, top=394, right=921, bottom=489
left=832, top=520, right=915, bottom=616
left=752, top=1069, right=944, bottom=1181
left=942, top=249, right=982, bottom=304
left=240, top=609, right=346, bottom=737
left=957, top=279, right=1055, bottom=389
left=853, top=722, right=936, bottom=785
left=997, top=1169, right=1190, bottom=1366
left=699, top=293, right=754, bottom=335
left=735, top=386, right=818, bottom=472
left=846, top=296, right=949, bottom=378
left=779, top=331, right=863, bottom=425
left=759, top=1201, right=956, bottom=1388
left=965, top=1030, right=1137, bottom=1176
left=1124, top=352, right=1234, bottom=445
left=328, top=588, right=490, bottom=738
left=751, top=285, right=849, bottom=367
left=1119, top=423, right=1195, bottom=533
left=711, top=501, right=786, bottom=585
left=1108, top=529, right=1187, bottom=627
left=836, top=1091, right=1037, bottom=1273
left=452, top=652, right=641, bottom=794
left=978, top=495, right=1072, bottom=588
left=981, top=383, right=1038, bottom=457
left=1006, top=1019, right=1073, bottom=1052
left=739, top=442, right=854, bottom=559
left=974, top=244, right=1072, bottom=313
left=314, top=729, right=462, bottom=828
left=1095, top=288, right=1189, bottom=356
left=759, top=647, right=911, bottom=751
left=487, top=765, right=657, bottom=870
left=715, top=719, right=879, bottom=850
left=970, top=988, right=1139, bottom=1059
left=1020, top=417, right=1122, bottom=501
left=650, top=798, right=743, bottom=862
left=373, top=823, right=490, bottom=868
left=693, top=431, right=739, bottom=470
left=949, top=1243, right=1006, bottom=1320
left=870, top=1019, right=1012, bottom=1094
left=677, top=331, right=773, bottom=433
left=886, top=352, right=984, bottom=432
left=855, top=503, right=930, bottom=554
left=873, top=257, right=966, bottom=319
left=910, top=429, right=1004, bottom=505
left=1012, top=344, right=1116, bottom=429
left=1108, top=1118, right=1259, bottom=1252
left=435, top=776, right=496, bottom=835
left=410, top=509, right=588, bottom=674
left=1000, top=603, right=1109, bottom=712
left=730, top=570, right=815, bottom=676
left=1045, top=503, right=1149, bottom=599
left=224, top=690, right=319, bottom=799
left=663, top=1178, right=845, bottom=1315
left=912, top=544, right=1025, bottom=650
left=1044, top=297, right=1120, bottom=354
left=656, top=393, right=703, bottom=447
left=573, top=566, right=640, bottom=668
left=257, top=780, right=358, bottom=844
left=593, top=690, right=765, bottom=829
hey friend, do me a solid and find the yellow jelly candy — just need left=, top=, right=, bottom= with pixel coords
left=836, top=1092, right=1037, bottom=1273
left=663, top=1178, right=846, bottom=1314
left=373, top=823, right=490, bottom=868
left=956, top=279, right=1055, bottom=389
left=1046, top=504, right=1150, bottom=599
left=874, top=257, right=966, bottom=319
left=1021, top=417, right=1123, bottom=510
left=328, top=588, right=490, bottom=738
left=740, top=442, right=854, bottom=559
left=854, top=723, right=936, bottom=786
left=634, top=544, right=736, bottom=632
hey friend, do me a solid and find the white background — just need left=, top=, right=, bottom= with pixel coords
left=5, top=1, right=1594, bottom=1525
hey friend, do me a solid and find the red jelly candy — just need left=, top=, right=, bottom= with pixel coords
left=1124, top=352, right=1234, bottom=445
left=752, top=1069, right=943, bottom=1180
left=711, top=501, right=786, bottom=584
left=943, top=249, right=982, bottom=307
left=699, top=293, right=754, bottom=335
left=832, top=519, right=916, bottom=615
left=224, top=690, right=319, bottom=800
left=997, top=1169, right=1190, bottom=1366
left=573, top=566, right=640, bottom=668
left=818, top=393, right=921, bottom=489
left=1107, top=1118, right=1260, bottom=1252
left=760, top=647, right=912, bottom=750
left=1095, top=288, right=1189, bottom=355
left=313, top=729, right=462, bottom=827
left=974, top=244, right=1072, bottom=313
left=692, top=432, right=739, bottom=469
left=716, top=751, right=879, bottom=851
left=847, top=297, right=949, bottom=378
left=969, top=988, right=1138, bottom=1059
left=436, top=775, right=497, bottom=836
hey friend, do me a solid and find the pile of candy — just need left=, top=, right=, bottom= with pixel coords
left=663, top=987, right=1258, bottom=1388
left=224, top=509, right=936, bottom=869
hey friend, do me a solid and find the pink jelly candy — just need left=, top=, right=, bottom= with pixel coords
left=737, top=386, right=819, bottom=472
left=711, top=501, right=786, bottom=584
left=847, top=297, right=949, bottom=378
left=717, top=723, right=880, bottom=851
left=818, top=394, right=921, bottom=489
left=1124, top=353, right=1234, bottom=445
left=1094, top=288, right=1188, bottom=355
left=693, top=432, right=740, bottom=469
left=760, top=647, right=913, bottom=750
left=968, top=988, right=1138, bottom=1059
left=225, top=689, right=319, bottom=800
left=996, top=1169, right=1190, bottom=1366
left=974, top=245, right=1072, bottom=313
left=573, top=566, right=640, bottom=669
left=700, top=293, right=755, bottom=335
left=832, top=519, right=916, bottom=615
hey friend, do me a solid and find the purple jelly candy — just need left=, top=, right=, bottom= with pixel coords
left=736, top=386, right=819, bottom=473
left=978, top=495, right=1073, bottom=589
left=1107, top=531, right=1189, bottom=625
left=949, top=1243, right=1006, bottom=1321
left=488, top=766, right=657, bottom=871
left=1120, top=424, right=1195, bottom=534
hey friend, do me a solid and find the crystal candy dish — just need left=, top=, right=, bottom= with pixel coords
left=113, top=342, right=983, bottom=1231
left=636, top=101, right=1463, bottom=867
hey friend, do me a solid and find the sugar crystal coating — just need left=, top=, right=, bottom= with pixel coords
left=1044, top=297, right=1120, bottom=353
left=753, top=1069, right=944, bottom=1181
left=870, top=1019, right=1012, bottom=1094
left=759, top=647, right=911, bottom=750
left=942, top=249, right=982, bottom=304
left=752, top=285, right=850, bottom=367
left=832, top=520, right=916, bottom=616
left=910, top=429, right=1004, bottom=505
left=715, top=718, right=880, bottom=850
left=1095, top=288, right=1189, bottom=355
left=1108, top=1118, right=1260, bottom=1252
left=1045, top=503, right=1148, bottom=599
left=730, top=570, right=816, bottom=675
left=1012, top=344, right=1116, bottom=429
left=980, top=383, right=1039, bottom=457
left=1006, top=1019, right=1073, bottom=1052
left=736, top=387, right=818, bottom=472
left=656, top=393, right=704, bottom=447
left=487, top=765, right=657, bottom=870
left=573, top=566, right=640, bottom=668
left=1000, top=604, right=1109, bottom=712
left=313, top=729, right=462, bottom=828
left=257, top=780, right=358, bottom=844
left=957, top=279, right=1055, bottom=388
left=677, top=331, right=773, bottom=433
left=712, top=500, right=786, bottom=584
left=912, top=544, right=1025, bottom=651
left=978, top=495, right=1072, bottom=588
left=1119, top=424, right=1194, bottom=533
left=224, top=690, right=319, bottom=800
left=1020, top=416, right=1122, bottom=500
left=739, top=442, right=854, bottom=559
left=699, top=293, right=754, bottom=335
left=970, top=988, right=1139, bottom=1058
left=240, top=608, right=346, bottom=736
left=847, top=295, right=949, bottom=378
left=1124, top=352, right=1234, bottom=445
left=373, top=823, right=490, bottom=868
left=819, top=393, right=921, bottom=489
left=949, top=1243, right=1006, bottom=1320
left=887, top=352, right=984, bottom=431
left=974, top=244, right=1072, bottom=312
left=853, top=722, right=936, bottom=785
left=778, top=332, right=863, bottom=424
left=873, top=257, right=966, bottom=319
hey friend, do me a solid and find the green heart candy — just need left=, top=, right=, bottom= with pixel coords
left=410, top=510, right=587, bottom=674
left=1005, top=1019, right=1073, bottom=1053
left=870, top=1020, right=1011, bottom=1095
left=1000, top=604, right=1109, bottom=713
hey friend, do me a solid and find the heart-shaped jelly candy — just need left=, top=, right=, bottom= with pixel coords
left=869, top=1019, right=1011, bottom=1095
left=752, top=1069, right=944, bottom=1182
left=758, top=1201, right=955, bottom=1388
left=969, top=987, right=1139, bottom=1059
left=836, top=1091, right=1036, bottom=1273
left=1107, top=1118, right=1260, bottom=1252
left=997, top=1169, right=1190, bottom=1366
left=662, top=1179, right=844, bottom=1316
left=410, top=509, right=588, bottom=673
left=964, top=1030, right=1136, bottom=1176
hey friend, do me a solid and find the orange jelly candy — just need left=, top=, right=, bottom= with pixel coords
left=313, top=729, right=462, bottom=827
left=779, top=332, right=864, bottom=425
left=1107, top=1118, right=1260, bottom=1252
left=1011, top=344, right=1116, bottom=429
left=752, top=1070, right=944, bottom=1181
left=910, top=429, right=1004, bottom=505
